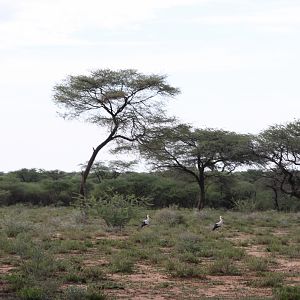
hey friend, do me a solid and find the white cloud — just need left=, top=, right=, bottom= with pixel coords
left=193, top=5, right=300, bottom=32
left=0, top=0, right=200, bottom=47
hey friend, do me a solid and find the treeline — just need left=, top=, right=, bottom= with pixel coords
left=0, top=167, right=299, bottom=211
left=49, top=69, right=299, bottom=211
left=1, top=119, right=299, bottom=211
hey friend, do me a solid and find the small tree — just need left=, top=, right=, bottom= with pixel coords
left=139, top=124, right=254, bottom=209
left=254, top=120, right=300, bottom=200
left=53, top=69, right=179, bottom=212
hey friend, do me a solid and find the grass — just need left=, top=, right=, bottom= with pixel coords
left=249, top=272, right=284, bottom=288
left=245, top=256, right=271, bottom=272
left=0, top=206, right=299, bottom=299
left=274, top=285, right=300, bottom=300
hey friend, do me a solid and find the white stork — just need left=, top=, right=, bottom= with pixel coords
left=212, top=216, right=223, bottom=231
left=141, top=214, right=150, bottom=228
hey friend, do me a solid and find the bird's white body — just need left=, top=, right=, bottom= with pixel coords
left=141, top=214, right=150, bottom=227
left=212, top=216, right=223, bottom=231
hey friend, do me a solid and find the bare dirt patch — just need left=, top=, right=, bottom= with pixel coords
left=106, top=263, right=274, bottom=299
left=200, top=275, right=272, bottom=298
left=0, top=264, right=15, bottom=274
left=95, top=234, right=129, bottom=241
left=245, top=244, right=269, bottom=258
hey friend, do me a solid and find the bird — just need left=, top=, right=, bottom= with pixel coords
left=140, top=214, right=150, bottom=228
left=212, top=216, right=223, bottom=231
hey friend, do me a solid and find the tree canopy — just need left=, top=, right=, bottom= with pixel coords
left=139, top=123, right=254, bottom=209
left=53, top=69, right=180, bottom=201
left=254, top=119, right=300, bottom=199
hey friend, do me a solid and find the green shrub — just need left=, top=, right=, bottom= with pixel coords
left=274, top=285, right=300, bottom=300
left=6, top=273, right=27, bottom=291
left=63, top=286, right=105, bottom=300
left=4, top=220, right=33, bottom=238
left=82, top=266, right=106, bottom=281
left=56, top=240, right=87, bottom=253
left=246, top=256, right=270, bottom=272
left=175, top=232, right=202, bottom=254
left=216, top=246, right=245, bottom=260
left=154, top=208, right=185, bottom=226
left=64, top=286, right=87, bottom=300
left=165, top=259, right=204, bottom=278
left=233, top=198, right=257, bottom=212
left=208, top=259, right=240, bottom=275
left=17, top=286, right=43, bottom=300
left=110, top=252, right=135, bottom=273
left=20, top=247, right=58, bottom=279
left=250, top=272, right=284, bottom=288
left=94, top=194, right=139, bottom=229
left=64, top=272, right=85, bottom=283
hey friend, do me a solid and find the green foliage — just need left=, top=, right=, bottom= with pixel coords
left=4, top=220, right=33, bottom=238
left=139, top=123, right=255, bottom=208
left=92, top=172, right=198, bottom=208
left=274, top=285, right=300, bottom=300
left=0, top=169, right=78, bottom=205
left=93, top=193, right=141, bottom=229
left=175, top=232, right=202, bottom=254
left=246, top=256, right=270, bottom=272
left=250, top=272, right=284, bottom=287
left=154, top=208, right=185, bottom=226
left=64, top=285, right=107, bottom=300
left=165, top=259, right=205, bottom=278
left=254, top=120, right=300, bottom=200
left=208, top=259, right=240, bottom=275
left=110, top=252, right=135, bottom=273
left=17, top=286, right=44, bottom=300
left=233, top=198, right=257, bottom=212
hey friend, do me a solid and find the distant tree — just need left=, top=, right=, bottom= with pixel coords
left=81, top=160, right=137, bottom=183
left=11, top=168, right=41, bottom=182
left=53, top=69, right=180, bottom=211
left=92, top=172, right=198, bottom=208
left=40, top=169, right=67, bottom=181
left=139, top=124, right=254, bottom=209
left=254, top=120, right=300, bottom=200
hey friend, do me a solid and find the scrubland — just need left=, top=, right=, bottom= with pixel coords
left=0, top=206, right=299, bottom=299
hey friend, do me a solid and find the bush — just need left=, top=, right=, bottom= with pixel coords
left=18, top=287, right=43, bottom=300
left=86, top=193, right=141, bottom=229
left=4, top=220, right=33, bottom=238
left=64, top=284, right=108, bottom=300
left=250, top=272, right=284, bottom=288
left=154, top=208, right=185, bottom=226
left=246, top=256, right=270, bottom=272
left=110, top=252, right=135, bottom=273
left=274, top=285, right=300, bottom=300
left=233, top=198, right=257, bottom=212
left=175, top=232, right=202, bottom=254
left=208, top=259, right=240, bottom=275
left=165, top=259, right=205, bottom=278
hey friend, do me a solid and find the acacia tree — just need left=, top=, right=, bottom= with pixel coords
left=53, top=69, right=180, bottom=202
left=139, top=124, right=254, bottom=209
left=254, top=120, right=300, bottom=199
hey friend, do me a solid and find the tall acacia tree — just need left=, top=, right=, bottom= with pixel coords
left=139, top=124, right=254, bottom=209
left=254, top=120, right=300, bottom=199
left=53, top=69, right=180, bottom=200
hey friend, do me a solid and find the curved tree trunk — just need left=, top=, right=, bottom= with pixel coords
left=79, top=126, right=118, bottom=218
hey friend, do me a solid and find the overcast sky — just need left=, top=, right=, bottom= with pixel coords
left=0, top=0, right=299, bottom=172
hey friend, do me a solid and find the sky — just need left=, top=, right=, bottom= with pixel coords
left=0, top=0, right=299, bottom=172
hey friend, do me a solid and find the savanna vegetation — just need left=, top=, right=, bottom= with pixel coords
left=0, top=69, right=299, bottom=299
left=0, top=206, right=299, bottom=299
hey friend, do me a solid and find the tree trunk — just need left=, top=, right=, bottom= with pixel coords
left=196, top=172, right=205, bottom=210
left=79, top=126, right=118, bottom=218
left=271, top=187, right=280, bottom=211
